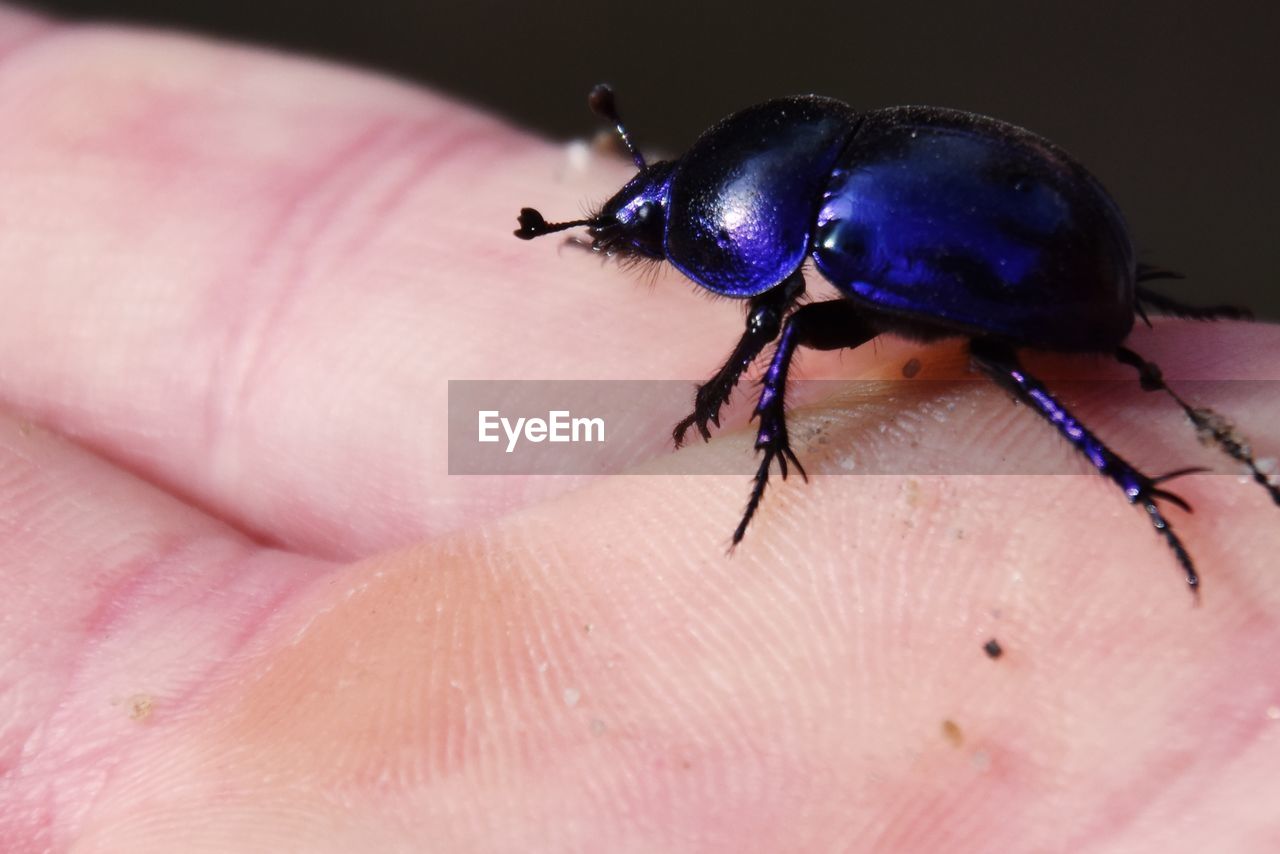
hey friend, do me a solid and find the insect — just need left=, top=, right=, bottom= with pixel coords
left=515, top=85, right=1277, bottom=596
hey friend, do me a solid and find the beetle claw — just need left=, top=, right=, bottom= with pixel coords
left=1148, top=486, right=1194, bottom=513
left=1151, top=466, right=1211, bottom=485
left=784, top=445, right=808, bottom=483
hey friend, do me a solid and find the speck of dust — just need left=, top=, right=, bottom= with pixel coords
left=1266, top=706, right=1280, bottom=721
left=563, top=687, right=581, bottom=708
left=127, top=694, right=153, bottom=721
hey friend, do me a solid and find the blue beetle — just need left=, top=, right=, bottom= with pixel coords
left=516, top=85, right=1277, bottom=594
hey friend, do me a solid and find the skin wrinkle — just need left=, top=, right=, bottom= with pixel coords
left=213, top=117, right=404, bottom=435
left=323, top=123, right=512, bottom=286
left=2, top=456, right=178, bottom=782
left=214, top=116, right=516, bottom=443
left=0, top=415, right=320, bottom=848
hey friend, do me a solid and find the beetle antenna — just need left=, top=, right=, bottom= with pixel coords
left=589, top=84, right=646, bottom=171
left=515, top=207, right=592, bottom=240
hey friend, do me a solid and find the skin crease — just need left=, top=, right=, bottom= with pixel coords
left=0, top=8, right=1278, bottom=852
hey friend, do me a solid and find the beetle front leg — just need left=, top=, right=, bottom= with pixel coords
left=673, top=271, right=805, bottom=448
left=971, top=338, right=1203, bottom=597
left=732, top=300, right=878, bottom=546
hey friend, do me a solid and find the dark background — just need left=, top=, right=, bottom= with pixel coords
left=23, top=0, right=1280, bottom=317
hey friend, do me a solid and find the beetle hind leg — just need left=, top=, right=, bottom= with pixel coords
left=1135, top=285, right=1252, bottom=322
left=1116, top=346, right=1280, bottom=506
left=971, top=338, right=1202, bottom=596
left=731, top=300, right=877, bottom=546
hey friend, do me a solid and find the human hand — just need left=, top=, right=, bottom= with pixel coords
left=2, top=9, right=1278, bottom=851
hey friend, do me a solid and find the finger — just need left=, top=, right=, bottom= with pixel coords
left=0, top=19, right=1275, bottom=567
left=68, top=405, right=1280, bottom=849
left=0, top=19, right=738, bottom=559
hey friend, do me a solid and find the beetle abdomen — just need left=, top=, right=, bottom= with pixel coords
left=812, top=106, right=1135, bottom=351
left=665, top=97, right=859, bottom=297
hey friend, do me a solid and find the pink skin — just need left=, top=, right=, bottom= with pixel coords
left=0, top=9, right=1278, bottom=851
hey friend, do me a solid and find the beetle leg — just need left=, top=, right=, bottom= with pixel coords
left=1135, top=263, right=1185, bottom=283
left=1135, top=286, right=1252, bottom=322
left=1116, top=346, right=1279, bottom=505
left=732, top=300, right=878, bottom=546
left=673, top=271, right=805, bottom=447
left=970, top=338, right=1202, bottom=597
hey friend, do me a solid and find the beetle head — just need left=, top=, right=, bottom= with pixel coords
left=514, top=85, right=673, bottom=261
left=513, top=162, right=673, bottom=259
left=590, top=161, right=675, bottom=258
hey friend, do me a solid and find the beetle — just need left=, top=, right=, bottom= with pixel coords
left=515, top=85, right=1277, bottom=595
